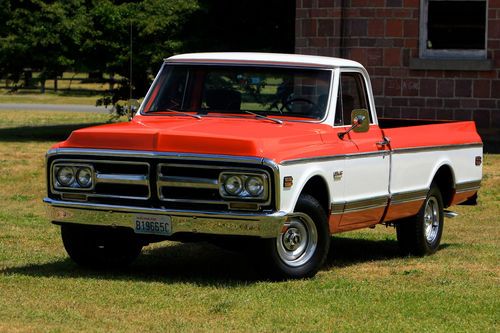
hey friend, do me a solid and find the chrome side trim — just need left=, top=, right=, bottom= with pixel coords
left=344, top=196, right=388, bottom=213
left=391, top=143, right=483, bottom=154
left=96, top=174, right=149, bottom=186
left=280, top=142, right=482, bottom=166
left=281, top=150, right=389, bottom=166
left=455, top=180, right=481, bottom=193
left=391, top=189, right=429, bottom=205
left=331, top=195, right=388, bottom=215
left=44, top=198, right=287, bottom=238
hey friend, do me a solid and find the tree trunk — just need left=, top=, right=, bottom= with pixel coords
left=54, top=76, right=58, bottom=92
left=40, top=80, right=46, bottom=93
left=39, top=70, right=46, bottom=94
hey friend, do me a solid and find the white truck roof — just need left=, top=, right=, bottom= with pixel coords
left=166, top=52, right=364, bottom=69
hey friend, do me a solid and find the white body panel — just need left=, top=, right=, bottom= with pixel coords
left=342, top=154, right=390, bottom=203
left=390, top=146, right=483, bottom=194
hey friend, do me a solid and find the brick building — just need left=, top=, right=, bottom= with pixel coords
left=295, top=0, right=499, bottom=151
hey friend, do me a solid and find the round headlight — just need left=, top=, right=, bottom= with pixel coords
left=224, top=175, right=243, bottom=195
left=56, top=167, right=75, bottom=186
left=246, top=177, right=264, bottom=196
left=76, top=167, right=93, bottom=187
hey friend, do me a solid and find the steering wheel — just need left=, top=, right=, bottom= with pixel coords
left=281, top=97, right=317, bottom=113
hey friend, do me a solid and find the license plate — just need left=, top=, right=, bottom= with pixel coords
left=133, top=214, right=171, bottom=236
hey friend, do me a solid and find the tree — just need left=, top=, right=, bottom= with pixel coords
left=0, top=0, right=90, bottom=92
left=83, top=0, right=199, bottom=115
left=0, top=0, right=295, bottom=116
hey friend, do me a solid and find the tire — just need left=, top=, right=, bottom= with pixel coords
left=264, top=194, right=330, bottom=279
left=61, top=224, right=143, bottom=268
left=396, top=184, right=444, bottom=256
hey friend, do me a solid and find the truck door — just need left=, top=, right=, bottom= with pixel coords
left=331, top=70, right=391, bottom=231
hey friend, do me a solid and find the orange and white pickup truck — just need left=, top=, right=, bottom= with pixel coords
left=45, top=53, right=482, bottom=278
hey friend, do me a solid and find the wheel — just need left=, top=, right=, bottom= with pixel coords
left=61, top=224, right=143, bottom=268
left=396, top=184, right=444, bottom=256
left=264, top=194, right=330, bottom=279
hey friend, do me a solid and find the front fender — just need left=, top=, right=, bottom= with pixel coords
left=278, top=160, right=343, bottom=213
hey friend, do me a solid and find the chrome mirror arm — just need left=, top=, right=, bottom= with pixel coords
left=338, top=115, right=365, bottom=140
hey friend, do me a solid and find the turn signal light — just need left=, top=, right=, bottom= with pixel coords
left=283, top=176, right=293, bottom=188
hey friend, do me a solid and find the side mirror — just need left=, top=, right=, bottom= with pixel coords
left=351, top=109, right=370, bottom=133
left=338, top=108, right=370, bottom=139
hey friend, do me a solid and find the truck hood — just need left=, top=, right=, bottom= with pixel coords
left=58, top=115, right=334, bottom=162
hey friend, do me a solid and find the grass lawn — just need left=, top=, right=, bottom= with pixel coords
left=0, top=90, right=101, bottom=106
left=0, top=110, right=498, bottom=332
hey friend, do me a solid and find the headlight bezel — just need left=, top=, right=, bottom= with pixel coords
left=53, top=163, right=95, bottom=191
left=219, top=171, right=269, bottom=201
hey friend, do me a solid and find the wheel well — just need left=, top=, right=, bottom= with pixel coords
left=432, top=165, right=455, bottom=208
left=300, top=176, right=330, bottom=215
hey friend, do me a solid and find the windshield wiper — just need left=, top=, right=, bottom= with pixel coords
left=243, top=111, right=283, bottom=124
left=148, top=109, right=202, bottom=119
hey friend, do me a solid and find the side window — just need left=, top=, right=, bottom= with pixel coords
left=335, top=72, right=371, bottom=126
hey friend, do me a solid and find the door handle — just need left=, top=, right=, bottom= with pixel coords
left=376, top=136, right=391, bottom=147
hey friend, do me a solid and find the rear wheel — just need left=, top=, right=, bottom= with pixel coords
left=61, top=224, right=143, bottom=268
left=265, top=194, right=330, bottom=279
left=396, top=184, right=444, bottom=256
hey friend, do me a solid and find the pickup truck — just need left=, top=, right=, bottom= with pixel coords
left=44, top=53, right=483, bottom=279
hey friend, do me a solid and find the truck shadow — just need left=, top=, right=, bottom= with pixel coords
left=327, top=236, right=401, bottom=267
left=0, top=236, right=443, bottom=285
left=0, top=123, right=105, bottom=142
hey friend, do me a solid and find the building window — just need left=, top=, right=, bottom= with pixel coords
left=420, top=0, right=487, bottom=59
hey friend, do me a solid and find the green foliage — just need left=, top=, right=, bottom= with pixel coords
left=0, top=0, right=200, bottom=116
left=0, top=0, right=90, bottom=90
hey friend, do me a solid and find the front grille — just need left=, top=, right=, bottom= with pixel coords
left=50, top=159, right=150, bottom=201
left=157, top=163, right=271, bottom=210
left=49, top=156, right=275, bottom=211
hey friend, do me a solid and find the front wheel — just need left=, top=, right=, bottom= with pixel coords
left=396, top=184, right=444, bottom=256
left=61, top=224, right=143, bottom=268
left=264, top=194, right=330, bottom=279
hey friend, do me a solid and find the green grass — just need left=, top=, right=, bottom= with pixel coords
left=0, top=110, right=498, bottom=332
left=0, top=90, right=101, bottom=105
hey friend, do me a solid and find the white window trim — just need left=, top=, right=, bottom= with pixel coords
left=419, top=0, right=488, bottom=59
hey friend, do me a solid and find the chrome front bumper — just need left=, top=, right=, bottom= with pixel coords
left=44, top=198, right=287, bottom=238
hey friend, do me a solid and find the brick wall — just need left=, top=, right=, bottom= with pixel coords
left=296, top=0, right=500, bottom=151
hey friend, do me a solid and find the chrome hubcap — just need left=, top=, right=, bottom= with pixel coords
left=283, top=228, right=302, bottom=251
left=424, top=197, right=440, bottom=243
left=277, top=215, right=318, bottom=267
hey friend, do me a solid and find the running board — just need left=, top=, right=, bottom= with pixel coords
left=444, top=210, right=459, bottom=218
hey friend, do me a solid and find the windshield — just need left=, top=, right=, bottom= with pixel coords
left=142, top=64, right=332, bottom=121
